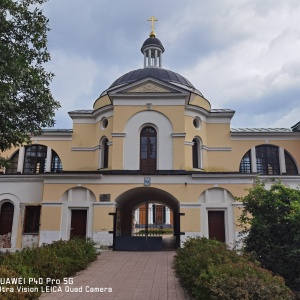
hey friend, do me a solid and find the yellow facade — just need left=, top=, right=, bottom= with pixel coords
left=1, top=29, right=300, bottom=251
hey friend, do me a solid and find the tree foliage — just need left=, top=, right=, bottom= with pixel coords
left=0, top=0, right=60, bottom=163
left=238, top=181, right=300, bottom=291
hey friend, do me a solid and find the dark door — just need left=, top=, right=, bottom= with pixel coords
left=140, top=127, right=157, bottom=174
left=0, top=203, right=14, bottom=235
left=208, top=211, right=225, bottom=242
left=70, top=210, right=87, bottom=238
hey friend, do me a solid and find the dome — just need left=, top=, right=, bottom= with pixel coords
left=108, top=67, right=196, bottom=90
left=141, top=37, right=165, bottom=53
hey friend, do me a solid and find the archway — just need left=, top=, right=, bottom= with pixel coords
left=113, top=187, right=180, bottom=251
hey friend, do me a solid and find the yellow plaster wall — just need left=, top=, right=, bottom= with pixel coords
left=40, top=206, right=62, bottom=231
left=93, top=206, right=115, bottom=231
left=43, top=181, right=252, bottom=205
left=218, top=184, right=253, bottom=198
left=96, top=116, right=113, bottom=143
left=185, top=116, right=207, bottom=145
left=184, top=143, right=193, bottom=170
left=233, top=206, right=244, bottom=231
left=180, top=207, right=201, bottom=232
left=189, top=94, right=211, bottom=111
left=205, top=151, right=236, bottom=172
left=93, top=95, right=111, bottom=110
left=111, top=137, right=123, bottom=169
left=206, top=123, right=231, bottom=147
left=72, top=124, right=96, bottom=147
left=173, top=137, right=185, bottom=170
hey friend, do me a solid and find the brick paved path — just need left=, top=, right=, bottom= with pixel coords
left=40, top=251, right=192, bottom=300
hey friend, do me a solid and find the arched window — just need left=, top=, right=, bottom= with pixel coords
left=140, top=126, right=157, bottom=174
left=0, top=202, right=14, bottom=236
left=5, top=145, right=63, bottom=174
left=100, top=138, right=109, bottom=169
left=240, top=150, right=251, bottom=173
left=24, top=145, right=47, bottom=174
left=284, top=150, right=298, bottom=175
left=240, top=145, right=298, bottom=175
left=5, top=151, right=19, bottom=174
left=256, top=145, right=280, bottom=175
left=192, top=138, right=202, bottom=169
left=51, top=150, right=63, bottom=173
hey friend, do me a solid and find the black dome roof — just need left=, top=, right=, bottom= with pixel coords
left=108, top=68, right=195, bottom=90
left=141, top=37, right=165, bottom=52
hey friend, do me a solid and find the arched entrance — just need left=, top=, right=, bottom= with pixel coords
left=113, top=187, right=180, bottom=251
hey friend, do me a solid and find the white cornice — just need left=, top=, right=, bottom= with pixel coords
left=71, top=146, right=99, bottom=151
left=0, top=176, right=44, bottom=183
left=32, top=130, right=73, bottom=141
left=69, top=106, right=113, bottom=124
left=111, top=133, right=126, bottom=137
left=231, top=132, right=300, bottom=140
left=202, top=146, right=231, bottom=151
left=172, top=133, right=186, bottom=138
left=185, top=141, right=194, bottom=146
left=186, top=106, right=234, bottom=124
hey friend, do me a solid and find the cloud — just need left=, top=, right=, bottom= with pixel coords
left=43, top=0, right=300, bottom=129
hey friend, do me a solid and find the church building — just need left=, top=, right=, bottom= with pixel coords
left=1, top=18, right=300, bottom=251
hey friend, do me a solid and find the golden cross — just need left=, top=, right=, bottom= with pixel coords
left=147, top=16, right=158, bottom=32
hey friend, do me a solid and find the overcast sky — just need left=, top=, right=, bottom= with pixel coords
left=43, top=0, right=300, bottom=129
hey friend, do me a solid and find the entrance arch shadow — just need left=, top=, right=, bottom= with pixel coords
left=113, top=187, right=181, bottom=251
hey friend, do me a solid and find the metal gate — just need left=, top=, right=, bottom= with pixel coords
left=114, top=202, right=178, bottom=251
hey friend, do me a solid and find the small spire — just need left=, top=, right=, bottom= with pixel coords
left=147, top=16, right=158, bottom=37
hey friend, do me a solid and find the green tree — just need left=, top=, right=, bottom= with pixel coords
left=0, top=0, right=60, bottom=167
left=238, top=181, right=300, bottom=291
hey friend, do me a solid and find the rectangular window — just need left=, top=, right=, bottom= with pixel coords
left=23, top=206, right=41, bottom=234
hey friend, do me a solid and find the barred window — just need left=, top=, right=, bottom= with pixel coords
left=51, top=151, right=63, bottom=173
left=256, top=145, right=280, bottom=175
left=24, top=145, right=47, bottom=174
left=240, top=150, right=251, bottom=173
left=6, top=145, right=63, bottom=174
left=5, top=151, right=19, bottom=174
left=285, top=150, right=298, bottom=175
left=241, top=146, right=298, bottom=176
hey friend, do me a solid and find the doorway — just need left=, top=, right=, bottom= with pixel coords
left=113, top=187, right=180, bottom=251
left=208, top=210, right=225, bottom=242
left=70, top=209, right=87, bottom=238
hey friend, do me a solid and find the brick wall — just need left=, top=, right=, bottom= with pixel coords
left=0, top=234, right=11, bottom=248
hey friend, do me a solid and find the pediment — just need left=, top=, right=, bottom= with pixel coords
left=112, top=79, right=186, bottom=95
left=126, top=82, right=172, bottom=93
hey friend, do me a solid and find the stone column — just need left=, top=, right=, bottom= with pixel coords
left=251, top=147, right=257, bottom=173
left=45, top=146, right=52, bottom=173
left=17, top=147, right=25, bottom=174
left=165, top=207, right=171, bottom=224
left=279, top=147, right=286, bottom=174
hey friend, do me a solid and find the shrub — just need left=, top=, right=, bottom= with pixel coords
left=238, top=181, right=300, bottom=291
left=0, top=265, right=40, bottom=300
left=174, top=237, right=293, bottom=299
left=0, top=238, right=98, bottom=299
